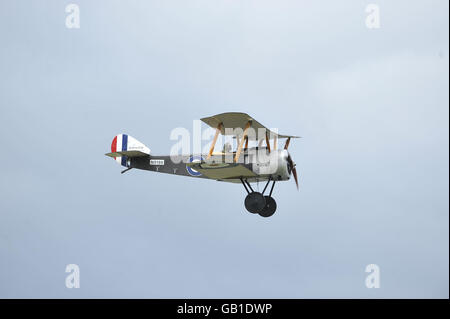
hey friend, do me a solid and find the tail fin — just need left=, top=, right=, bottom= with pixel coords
left=105, top=134, right=150, bottom=166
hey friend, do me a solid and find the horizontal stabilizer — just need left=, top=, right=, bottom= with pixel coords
left=105, top=150, right=149, bottom=158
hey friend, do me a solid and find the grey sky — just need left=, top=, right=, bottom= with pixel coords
left=0, top=0, right=448, bottom=298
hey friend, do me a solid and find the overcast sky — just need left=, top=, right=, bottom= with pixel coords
left=0, top=0, right=448, bottom=298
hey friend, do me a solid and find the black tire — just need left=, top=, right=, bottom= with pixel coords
left=259, top=196, right=277, bottom=217
left=244, top=192, right=266, bottom=214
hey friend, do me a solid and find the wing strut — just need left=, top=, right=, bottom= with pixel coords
left=234, top=121, right=251, bottom=162
left=265, top=132, right=271, bottom=153
left=207, top=122, right=222, bottom=159
left=284, top=137, right=291, bottom=150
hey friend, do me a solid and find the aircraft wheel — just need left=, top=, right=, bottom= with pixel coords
left=244, top=192, right=266, bottom=214
left=259, top=196, right=277, bottom=217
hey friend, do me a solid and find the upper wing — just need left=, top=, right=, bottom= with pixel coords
left=200, top=112, right=300, bottom=140
left=186, top=162, right=257, bottom=180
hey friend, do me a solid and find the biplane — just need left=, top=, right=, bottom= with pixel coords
left=105, top=112, right=299, bottom=217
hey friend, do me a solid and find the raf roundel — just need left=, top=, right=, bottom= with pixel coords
left=186, top=156, right=204, bottom=176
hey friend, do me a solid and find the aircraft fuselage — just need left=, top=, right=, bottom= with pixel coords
left=129, top=148, right=291, bottom=183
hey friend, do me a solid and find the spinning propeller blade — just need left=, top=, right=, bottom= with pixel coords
left=287, top=154, right=299, bottom=190
left=292, top=166, right=298, bottom=190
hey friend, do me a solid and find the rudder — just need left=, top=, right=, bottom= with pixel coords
left=106, top=134, right=150, bottom=167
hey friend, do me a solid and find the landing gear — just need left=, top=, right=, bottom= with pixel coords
left=244, top=192, right=266, bottom=213
left=259, top=196, right=277, bottom=217
left=240, top=178, right=277, bottom=217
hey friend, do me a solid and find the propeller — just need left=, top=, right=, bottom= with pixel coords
left=287, top=153, right=299, bottom=190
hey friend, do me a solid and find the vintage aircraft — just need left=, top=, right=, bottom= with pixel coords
left=105, top=112, right=299, bottom=217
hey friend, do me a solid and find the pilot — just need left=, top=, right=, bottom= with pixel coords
left=222, top=142, right=232, bottom=153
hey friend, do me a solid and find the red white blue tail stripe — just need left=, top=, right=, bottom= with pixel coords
left=111, top=134, right=129, bottom=166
